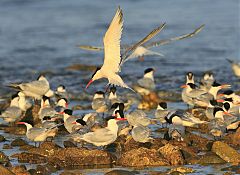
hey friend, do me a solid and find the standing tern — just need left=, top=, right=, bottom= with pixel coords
left=0, top=94, right=23, bottom=123
left=132, top=125, right=152, bottom=143
left=91, top=91, right=109, bottom=114
left=8, top=75, right=50, bottom=100
left=227, top=59, right=240, bottom=78
left=182, top=72, right=195, bottom=107
left=155, top=102, right=169, bottom=127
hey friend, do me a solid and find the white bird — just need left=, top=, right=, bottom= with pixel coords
left=71, top=117, right=120, bottom=146
left=55, top=85, right=69, bottom=100
left=155, top=102, right=169, bottom=127
left=126, top=110, right=151, bottom=127
left=200, top=71, right=215, bottom=91
left=227, top=59, right=240, bottom=78
left=8, top=75, right=50, bottom=100
left=0, top=94, right=23, bottom=123
left=92, top=91, right=109, bottom=113
left=181, top=72, right=195, bottom=106
left=85, top=7, right=164, bottom=90
left=63, top=109, right=83, bottom=133
left=85, top=7, right=132, bottom=90
left=134, top=68, right=156, bottom=95
left=17, top=122, right=60, bottom=145
left=218, top=90, right=240, bottom=105
left=38, top=96, right=57, bottom=121
left=132, top=125, right=152, bottom=143
left=78, top=24, right=205, bottom=63
left=17, top=91, right=32, bottom=112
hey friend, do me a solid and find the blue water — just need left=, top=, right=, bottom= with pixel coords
left=0, top=0, right=239, bottom=174
left=0, top=0, right=239, bottom=93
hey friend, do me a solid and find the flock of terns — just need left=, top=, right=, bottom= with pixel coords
left=1, top=7, right=240, bottom=148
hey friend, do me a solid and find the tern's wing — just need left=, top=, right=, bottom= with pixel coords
left=121, top=23, right=166, bottom=64
left=102, top=7, right=123, bottom=73
left=77, top=45, right=104, bottom=51
left=19, top=80, right=49, bottom=94
left=145, top=24, right=205, bottom=49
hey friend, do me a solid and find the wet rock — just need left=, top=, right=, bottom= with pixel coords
left=157, top=90, right=181, bottom=102
left=4, top=126, right=26, bottom=135
left=0, top=135, right=6, bottom=142
left=168, top=167, right=195, bottom=174
left=0, top=151, right=10, bottom=165
left=48, top=148, right=112, bottom=167
left=28, top=169, right=38, bottom=175
left=60, top=170, right=83, bottom=175
left=138, top=92, right=159, bottom=110
left=19, top=144, right=35, bottom=151
left=197, top=152, right=226, bottom=165
left=123, top=137, right=153, bottom=152
left=105, top=169, right=139, bottom=175
left=11, top=138, right=27, bottom=147
left=118, top=147, right=169, bottom=167
left=35, top=164, right=58, bottom=175
left=212, top=141, right=240, bottom=164
left=63, top=140, right=77, bottom=148
left=28, top=141, right=60, bottom=157
left=11, top=152, right=47, bottom=164
left=0, top=165, right=15, bottom=175
left=221, top=165, right=240, bottom=174
left=184, top=133, right=212, bottom=151
left=158, top=143, right=184, bottom=165
left=2, top=144, right=12, bottom=149
left=232, top=127, right=240, bottom=145
left=66, top=64, right=97, bottom=71
left=10, top=165, right=30, bottom=175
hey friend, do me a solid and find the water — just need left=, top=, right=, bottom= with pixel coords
left=0, top=0, right=239, bottom=174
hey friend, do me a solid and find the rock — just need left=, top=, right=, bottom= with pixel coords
left=168, top=167, right=195, bottom=174
left=118, top=147, right=169, bottom=167
left=35, top=164, right=58, bottom=175
left=221, top=165, right=240, bottom=173
left=4, top=126, right=26, bottom=135
left=0, top=135, right=6, bottom=142
left=0, top=165, right=15, bottom=175
left=28, top=141, right=60, bottom=157
left=11, top=152, right=47, bottom=164
left=28, top=169, right=38, bottom=175
left=105, top=169, right=139, bottom=175
left=212, top=141, right=240, bottom=164
left=198, top=152, right=226, bottom=165
left=0, top=151, right=9, bottom=165
left=60, top=170, right=83, bottom=175
left=158, top=143, right=184, bottom=165
left=2, top=144, right=12, bottom=149
left=66, top=64, right=97, bottom=71
left=184, top=133, right=212, bottom=151
left=138, top=92, right=159, bottom=110
left=19, top=144, right=35, bottom=151
left=63, top=141, right=77, bottom=148
left=10, top=165, right=30, bottom=175
left=232, top=127, right=240, bottom=145
left=123, top=137, right=152, bottom=152
left=48, top=148, right=112, bottom=167
left=11, top=138, right=27, bottom=147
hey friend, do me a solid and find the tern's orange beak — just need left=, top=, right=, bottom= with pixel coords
left=115, top=118, right=127, bottom=121
left=72, top=121, right=77, bottom=124
left=86, top=79, right=93, bottom=89
left=180, top=85, right=187, bottom=88
left=218, top=94, right=224, bottom=97
left=17, top=122, right=25, bottom=125
left=223, top=111, right=234, bottom=117
left=216, top=99, right=225, bottom=103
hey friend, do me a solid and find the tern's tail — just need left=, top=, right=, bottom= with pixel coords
left=7, top=83, right=21, bottom=90
left=226, top=58, right=234, bottom=64
left=145, top=50, right=164, bottom=57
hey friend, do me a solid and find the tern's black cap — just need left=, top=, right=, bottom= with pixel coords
left=43, top=116, right=51, bottom=121
left=210, top=100, right=218, bottom=106
left=213, top=107, right=224, bottom=116
left=12, top=93, right=19, bottom=99
left=212, top=81, right=221, bottom=87
left=91, top=67, right=101, bottom=78
left=64, top=109, right=73, bottom=115
left=76, top=118, right=87, bottom=126
left=144, top=68, right=154, bottom=74
left=159, top=102, right=167, bottom=109
left=222, top=90, right=234, bottom=95
left=223, top=102, right=231, bottom=111
left=187, top=83, right=197, bottom=89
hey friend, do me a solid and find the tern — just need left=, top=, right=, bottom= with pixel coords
left=126, top=110, right=151, bottom=127
left=0, top=94, right=23, bottom=123
left=227, top=59, right=240, bottom=78
left=155, top=102, right=169, bottom=127
left=182, top=72, right=195, bottom=107
left=168, top=124, right=185, bottom=141
left=55, top=85, right=69, bottom=100
left=78, top=24, right=205, bottom=62
left=17, top=121, right=61, bottom=146
left=92, top=91, right=109, bottom=114
left=133, top=68, right=156, bottom=96
left=200, top=71, right=215, bottom=91
left=85, top=7, right=166, bottom=90
left=8, top=75, right=50, bottom=100
left=38, top=96, right=57, bottom=121
left=132, top=125, right=153, bottom=143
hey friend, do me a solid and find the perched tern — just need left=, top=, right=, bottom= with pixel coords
left=132, top=125, right=152, bottom=143
left=126, top=110, right=150, bottom=127
left=168, top=124, right=185, bottom=141
left=8, top=75, right=50, bottom=100
left=182, top=72, right=195, bottom=107
left=227, top=59, right=240, bottom=78
left=55, top=85, right=69, bottom=100
left=155, top=102, right=169, bottom=127
left=92, top=91, right=109, bottom=113
left=38, top=96, right=57, bottom=121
